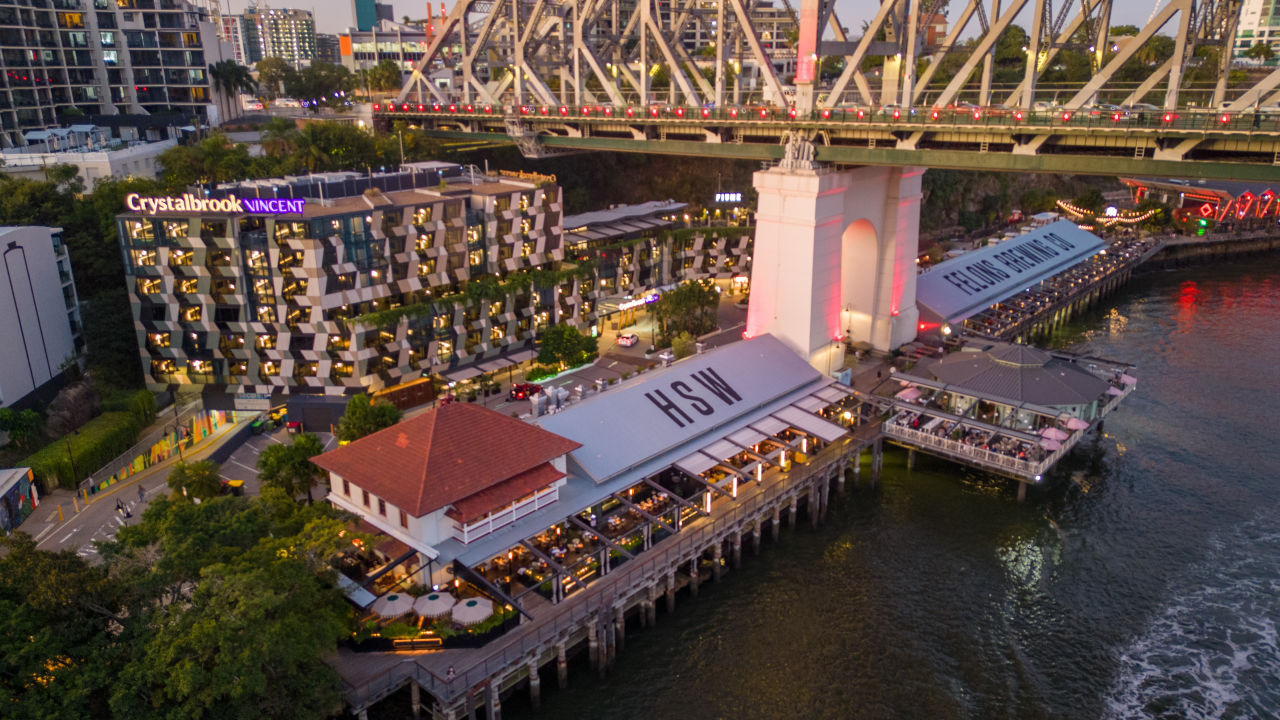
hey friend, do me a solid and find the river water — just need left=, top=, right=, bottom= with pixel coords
left=505, top=255, right=1280, bottom=720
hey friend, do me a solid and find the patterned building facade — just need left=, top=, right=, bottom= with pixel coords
left=118, top=163, right=754, bottom=398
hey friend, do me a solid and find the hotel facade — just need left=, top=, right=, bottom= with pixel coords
left=118, top=162, right=754, bottom=399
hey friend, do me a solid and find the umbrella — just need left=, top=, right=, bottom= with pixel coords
left=1040, top=427, right=1069, bottom=441
left=372, top=592, right=415, bottom=618
left=1040, top=438, right=1063, bottom=451
left=895, top=387, right=922, bottom=401
left=452, top=598, right=494, bottom=626
left=1107, top=386, right=1124, bottom=396
left=413, top=592, right=456, bottom=618
left=1120, top=373, right=1137, bottom=386
left=1065, top=417, right=1090, bottom=431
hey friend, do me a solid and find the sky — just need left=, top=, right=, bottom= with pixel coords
left=218, top=0, right=1165, bottom=39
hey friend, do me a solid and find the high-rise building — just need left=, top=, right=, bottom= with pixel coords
left=316, top=33, right=341, bottom=64
left=245, top=6, right=316, bottom=68
left=219, top=14, right=252, bottom=65
left=352, top=0, right=395, bottom=33
left=0, top=0, right=234, bottom=148
left=0, top=226, right=82, bottom=409
left=1234, top=0, right=1280, bottom=59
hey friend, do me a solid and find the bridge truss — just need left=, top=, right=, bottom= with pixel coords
left=387, top=0, right=1280, bottom=178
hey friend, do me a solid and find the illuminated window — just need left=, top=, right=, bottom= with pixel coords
left=466, top=225, right=481, bottom=244
left=519, top=194, right=530, bottom=212
left=178, top=278, right=198, bottom=295
left=136, top=277, right=161, bottom=294
left=169, top=248, right=192, bottom=266
left=521, top=241, right=533, bottom=258
left=131, top=249, right=156, bottom=266
left=255, top=334, right=276, bottom=349
left=146, top=332, right=170, bottom=349
left=436, top=339, right=453, bottom=363
left=151, top=359, right=176, bottom=375
left=128, top=220, right=154, bottom=241
left=259, top=361, right=280, bottom=377
left=188, top=359, right=209, bottom=374
left=468, top=249, right=484, bottom=266
left=181, top=305, right=201, bottom=322
left=331, top=362, right=353, bottom=378
left=521, top=218, right=532, bottom=235
left=432, top=314, right=448, bottom=330
left=417, top=258, right=437, bottom=277
left=490, top=325, right=504, bottom=342
left=164, top=221, right=188, bottom=240
left=228, top=361, right=247, bottom=376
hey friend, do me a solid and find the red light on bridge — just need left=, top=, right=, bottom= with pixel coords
left=730, top=108, right=739, bottom=118
left=417, top=104, right=425, bottom=112
left=821, top=109, right=831, bottom=119
left=650, top=107, right=659, bottom=117
left=540, top=106, right=549, bottom=115
left=675, top=107, right=685, bottom=117
left=788, top=108, right=797, bottom=119
left=447, top=103, right=456, bottom=112
left=973, top=110, right=981, bottom=120
left=1112, top=112, right=1122, bottom=121
left=558, top=106, right=568, bottom=116
left=930, top=109, right=939, bottom=120
left=386, top=103, right=395, bottom=112
left=603, top=107, right=613, bottom=116
left=484, top=105, right=492, bottom=113
left=465, top=104, right=474, bottom=113
left=701, top=108, right=710, bottom=118
left=626, top=107, right=634, bottom=117
left=1163, top=113, right=1174, bottom=123
left=519, top=105, right=529, bottom=114
left=373, top=103, right=381, bottom=111
left=1014, top=111, right=1023, bottom=121
left=432, top=103, right=441, bottom=111
left=856, top=109, right=865, bottom=119
left=581, top=106, right=590, bottom=115
left=1061, top=111, right=1071, bottom=122
left=1220, top=113, right=1230, bottom=123
left=892, top=108, right=900, bottom=119
left=402, top=103, right=411, bottom=111
left=760, top=108, right=769, bottom=118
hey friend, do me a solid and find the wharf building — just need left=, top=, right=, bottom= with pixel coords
left=0, top=226, right=82, bottom=410
left=117, top=162, right=750, bottom=400
left=0, top=0, right=235, bottom=147
left=315, top=335, right=877, bottom=717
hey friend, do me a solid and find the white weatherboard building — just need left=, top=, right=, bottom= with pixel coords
left=0, top=226, right=81, bottom=408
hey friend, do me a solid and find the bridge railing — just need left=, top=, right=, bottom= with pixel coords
left=379, top=100, right=1278, bottom=134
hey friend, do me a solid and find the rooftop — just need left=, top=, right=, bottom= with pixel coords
left=312, top=403, right=581, bottom=518
left=915, top=342, right=1112, bottom=408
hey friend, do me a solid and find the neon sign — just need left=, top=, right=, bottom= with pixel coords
left=618, top=292, right=660, bottom=311
left=124, top=192, right=306, bottom=215
left=714, top=192, right=743, bottom=203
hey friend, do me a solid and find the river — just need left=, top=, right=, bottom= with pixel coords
left=500, top=255, right=1280, bottom=720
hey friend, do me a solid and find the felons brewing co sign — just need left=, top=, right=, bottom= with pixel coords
left=124, top=192, right=306, bottom=216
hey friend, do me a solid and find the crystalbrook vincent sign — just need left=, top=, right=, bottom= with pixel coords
left=124, top=193, right=306, bottom=216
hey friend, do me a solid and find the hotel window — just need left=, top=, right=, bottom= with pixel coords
left=490, top=325, right=504, bottom=342
left=521, top=218, right=532, bottom=235
left=377, top=499, right=386, bottom=516
left=466, top=225, right=481, bottom=244
left=519, top=194, right=530, bottom=212
left=331, top=362, right=353, bottom=378
left=128, top=220, right=154, bottom=242
left=163, top=221, right=188, bottom=240
left=417, top=258, right=437, bottom=277
left=229, top=361, right=247, bottom=377
left=146, top=332, right=170, bottom=349
left=178, top=278, right=198, bottom=295
left=361, top=489, right=370, bottom=507
left=432, top=314, right=449, bottom=330
left=399, top=509, right=408, bottom=528
left=259, top=360, right=280, bottom=377
left=130, top=248, right=156, bottom=267
left=151, top=359, right=176, bottom=375
left=413, top=205, right=433, bottom=226
left=255, top=334, right=276, bottom=349
left=521, top=241, right=533, bottom=258
left=136, top=277, right=161, bottom=294
left=468, top=249, right=484, bottom=266
left=436, top=339, right=453, bottom=363
left=200, top=220, right=227, bottom=241
left=180, top=305, right=201, bottom=322
left=169, top=248, right=193, bottom=266
left=207, top=251, right=232, bottom=267
left=342, top=479, right=350, bottom=496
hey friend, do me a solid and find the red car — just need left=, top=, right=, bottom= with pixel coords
left=509, top=383, right=543, bottom=401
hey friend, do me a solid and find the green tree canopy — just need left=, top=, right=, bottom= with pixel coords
left=256, top=432, right=327, bottom=503
left=336, top=394, right=401, bottom=442
left=368, top=59, right=404, bottom=92
left=284, top=62, right=354, bottom=112
left=165, top=460, right=222, bottom=500
left=537, top=323, right=599, bottom=369
left=0, top=407, right=42, bottom=451
left=255, top=56, right=295, bottom=100
left=652, top=280, right=719, bottom=344
left=1246, top=42, right=1276, bottom=62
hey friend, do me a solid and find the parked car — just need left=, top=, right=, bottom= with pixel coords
left=508, top=383, right=543, bottom=401
left=616, top=332, right=640, bottom=347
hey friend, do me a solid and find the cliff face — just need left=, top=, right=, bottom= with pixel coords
left=920, top=169, right=1111, bottom=242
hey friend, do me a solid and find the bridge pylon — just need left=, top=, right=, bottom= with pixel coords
left=745, top=135, right=921, bottom=370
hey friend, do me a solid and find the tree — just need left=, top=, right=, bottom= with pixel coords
left=652, top=279, right=719, bottom=343
left=256, top=432, right=326, bottom=503
left=283, top=62, right=354, bottom=113
left=207, top=59, right=256, bottom=124
left=537, top=323, right=599, bottom=369
left=368, top=59, right=404, bottom=92
left=156, top=133, right=252, bottom=188
left=166, top=460, right=222, bottom=500
left=671, top=331, right=697, bottom=359
left=255, top=56, right=295, bottom=101
left=0, top=407, right=42, bottom=451
left=1247, top=42, right=1276, bottom=62
left=336, top=394, right=401, bottom=443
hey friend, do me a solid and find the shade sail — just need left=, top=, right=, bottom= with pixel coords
left=815, top=384, right=854, bottom=403
left=750, top=416, right=789, bottom=436
left=675, top=452, right=719, bottom=477
left=700, top=439, right=742, bottom=462
left=728, top=427, right=767, bottom=449
left=793, top=395, right=826, bottom=412
left=895, top=387, right=923, bottom=401
left=444, top=366, right=483, bottom=381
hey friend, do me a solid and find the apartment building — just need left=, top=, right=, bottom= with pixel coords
left=0, top=226, right=82, bottom=409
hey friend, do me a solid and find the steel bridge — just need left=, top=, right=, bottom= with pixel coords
left=382, top=0, right=1280, bottom=179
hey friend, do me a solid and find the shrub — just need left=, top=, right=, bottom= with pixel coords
left=525, top=364, right=559, bottom=382
left=22, top=410, right=141, bottom=491
left=672, top=331, right=697, bottom=359
left=380, top=621, right=420, bottom=639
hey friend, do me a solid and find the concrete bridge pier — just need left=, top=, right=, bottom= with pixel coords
left=745, top=163, right=922, bottom=367
left=556, top=641, right=568, bottom=689
left=614, top=606, right=626, bottom=651
left=771, top=507, right=781, bottom=541
left=486, top=681, right=501, bottom=720
left=907, top=448, right=916, bottom=470
left=527, top=660, right=541, bottom=710
left=411, top=683, right=422, bottom=718
left=689, top=558, right=701, bottom=597
left=871, top=438, right=884, bottom=486
left=788, top=495, right=799, bottom=529
left=712, top=543, right=723, bottom=581
left=666, top=573, right=677, bottom=613
left=732, top=531, right=743, bottom=568
left=752, top=522, right=762, bottom=555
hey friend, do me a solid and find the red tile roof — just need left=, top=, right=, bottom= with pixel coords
left=313, top=403, right=580, bottom=518
left=445, top=462, right=564, bottom=524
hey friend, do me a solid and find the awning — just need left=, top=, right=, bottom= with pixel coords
left=814, top=384, right=853, bottom=403
left=793, top=395, right=826, bottom=412
left=675, top=451, right=719, bottom=477
left=444, top=366, right=483, bottom=381
left=750, top=416, right=788, bottom=436
left=700, top=438, right=742, bottom=462
left=728, top=427, right=767, bottom=449
left=772, top=406, right=849, bottom=443
left=895, top=387, right=923, bottom=401
left=508, top=349, right=537, bottom=363
left=477, top=358, right=513, bottom=372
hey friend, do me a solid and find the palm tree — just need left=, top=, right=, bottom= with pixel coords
left=207, top=60, right=257, bottom=124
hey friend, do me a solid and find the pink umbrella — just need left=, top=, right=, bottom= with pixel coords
left=1040, top=438, right=1062, bottom=451
left=1065, top=417, right=1090, bottom=431
left=1120, top=373, right=1137, bottom=385
left=1107, top=386, right=1124, bottom=396
left=1040, top=427, right=1069, bottom=441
